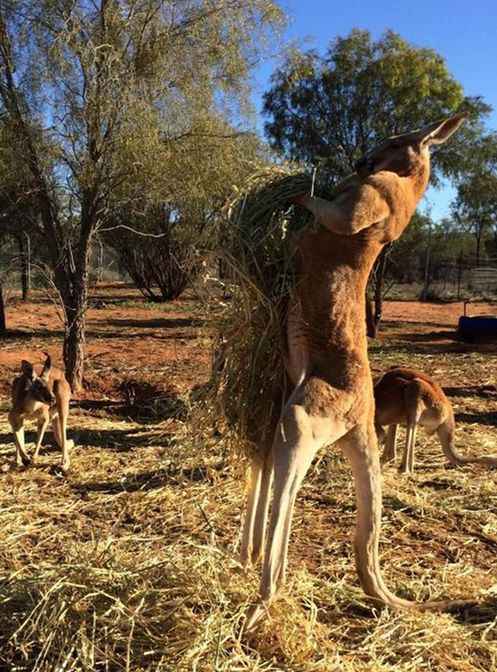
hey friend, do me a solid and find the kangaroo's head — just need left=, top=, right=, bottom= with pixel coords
left=355, top=113, right=467, bottom=180
left=20, top=354, right=55, bottom=405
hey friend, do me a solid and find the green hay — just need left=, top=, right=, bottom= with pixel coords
left=207, top=165, right=336, bottom=457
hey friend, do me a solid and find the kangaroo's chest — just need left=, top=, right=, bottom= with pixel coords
left=23, top=399, right=46, bottom=417
left=20, top=400, right=58, bottom=422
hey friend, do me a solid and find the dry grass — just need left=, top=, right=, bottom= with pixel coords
left=2, top=288, right=497, bottom=670
left=2, top=334, right=497, bottom=672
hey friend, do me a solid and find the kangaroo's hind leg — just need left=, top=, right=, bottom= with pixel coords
left=8, top=412, right=30, bottom=467
left=240, top=449, right=274, bottom=567
left=380, top=424, right=398, bottom=465
left=53, top=381, right=73, bottom=473
left=400, top=382, right=423, bottom=474
left=245, top=388, right=347, bottom=632
left=33, top=408, right=50, bottom=461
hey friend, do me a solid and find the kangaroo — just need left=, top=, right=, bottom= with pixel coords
left=240, top=113, right=472, bottom=631
left=375, top=366, right=497, bottom=473
left=8, top=354, right=74, bottom=472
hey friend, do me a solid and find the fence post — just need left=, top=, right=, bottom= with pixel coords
left=420, top=219, right=432, bottom=301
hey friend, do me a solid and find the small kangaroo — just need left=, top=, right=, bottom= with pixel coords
left=374, top=366, right=497, bottom=473
left=8, top=354, right=74, bottom=472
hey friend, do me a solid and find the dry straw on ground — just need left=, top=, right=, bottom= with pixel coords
left=1, top=379, right=497, bottom=671
left=2, top=248, right=497, bottom=667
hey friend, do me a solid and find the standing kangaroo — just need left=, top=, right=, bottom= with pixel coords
left=8, top=354, right=74, bottom=472
left=375, top=366, right=497, bottom=473
left=241, top=114, right=471, bottom=630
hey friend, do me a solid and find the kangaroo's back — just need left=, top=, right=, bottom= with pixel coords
left=374, top=367, right=451, bottom=428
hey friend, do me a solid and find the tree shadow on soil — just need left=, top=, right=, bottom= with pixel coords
left=370, top=341, right=473, bottom=356
left=71, top=426, right=160, bottom=452
left=380, top=319, right=457, bottom=330
left=0, top=327, right=65, bottom=340
left=454, top=411, right=497, bottom=427
left=0, top=427, right=160, bottom=458
left=104, top=317, right=205, bottom=330
left=72, top=384, right=188, bottom=425
left=393, top=329, right=458, bottom=343
left=85, top=329, right=200, bottom=341
left=444, top=384, right=497, bottom=399
left=71, top=462, right=224, bottom=495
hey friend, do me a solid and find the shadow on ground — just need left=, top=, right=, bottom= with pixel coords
left=455, top=411, right=497, bottom=427
left=0, top=328, right=65, bottom=340
left=71, top=462, right=224, bottom=495
left=444, top=384, right=497, bottom=399
left=0, top=427, right=162, bottom=455
left=72, top=383, right=188, bottom=424
left=394, top=329, right=458, bottom=343
left=104, top=317, right=205, bottom=330
left=71, top=426, right=160, bottom=452
left=370, top=341, right=473, bottom=356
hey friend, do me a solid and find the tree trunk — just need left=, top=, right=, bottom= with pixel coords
left=63, top=300, right=86, bottom=392
left=420, top=244, right=431, bottom=301
left=18, top=233, right=30, bottom=301
left=365, top=296, right=377, bottom=338
left=370, top=246, right=390, bottom=336
left=56, top=243, right=91, bottom=393
left=0, top=282, right=6, bottom=334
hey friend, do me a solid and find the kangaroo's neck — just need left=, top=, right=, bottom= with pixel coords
left=295, top=166, right=430, bottom=370
left=295, top=234, right=378, bottom=375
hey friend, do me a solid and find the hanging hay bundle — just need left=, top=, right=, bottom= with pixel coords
left=205, top=165, right=337, bottom=458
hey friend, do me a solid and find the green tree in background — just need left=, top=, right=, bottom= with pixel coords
left=452, top=133, right=497, bottom=264
left=263, top=29, right=491, bottom=328
left=0, top=0, right=284, bottom=389
left=106, top=117, right=263, bottom=301
left=264, top=29, right=488, bottom=183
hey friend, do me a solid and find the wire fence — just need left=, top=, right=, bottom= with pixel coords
left=383, top=253, right=497, bottom=303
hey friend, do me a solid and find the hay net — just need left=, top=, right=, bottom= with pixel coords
left=204, top=164, right=337, bottom=459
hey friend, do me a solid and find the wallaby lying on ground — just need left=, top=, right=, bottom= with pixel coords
left=374, top=366, right=497, bottom=473
left=8, top=354, right=74, bottom=472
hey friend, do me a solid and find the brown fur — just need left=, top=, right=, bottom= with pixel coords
left=241, top=114, right=471, bottom=632
left=8, top=354, right=74, bottom=472
left=375, top=366, right=497, bottom=471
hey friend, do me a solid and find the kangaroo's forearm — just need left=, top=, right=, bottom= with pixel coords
left=299, top=184, right=390, bottom=236
left=299, top=194, right=366, bottom=235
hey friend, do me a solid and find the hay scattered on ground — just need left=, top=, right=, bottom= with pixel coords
left=2, top=289, right=497, bottom=670
left=2, top=384, right=497, bottom=670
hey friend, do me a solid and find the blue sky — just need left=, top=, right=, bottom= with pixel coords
left=252, top=0, right=497, bottom=220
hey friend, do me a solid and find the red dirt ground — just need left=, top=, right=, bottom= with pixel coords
left=1, top=284, right=496, bottom=402
left=0, top=285, right=211, bottom=401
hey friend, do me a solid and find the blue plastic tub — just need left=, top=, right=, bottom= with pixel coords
left=458, top=315, right=497, bottom=341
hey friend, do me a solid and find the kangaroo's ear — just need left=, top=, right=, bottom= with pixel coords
left=21, top=360, right=35, bottom=379
left=41, top=353, right=52, bottom=380
left=418, top=113, right=467, bottom=147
